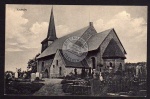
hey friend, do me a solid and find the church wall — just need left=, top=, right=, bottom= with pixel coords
left=37, top=58, right=52, bottom=78
left=50, top=51, right=83, bottom=78
left=65, top=68, right=82, bottom=75
left=103, top=58, right=125, bottom=72
left=50, top=50, right=66, bottom=78
left=85, top=50, right=99, bottom=70
left=93, top=30, right=126, bottom=73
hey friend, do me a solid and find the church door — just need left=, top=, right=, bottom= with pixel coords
left=44, top=69, right=49, bottom=78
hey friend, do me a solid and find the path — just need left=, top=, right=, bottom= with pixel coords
left=33, top=78, right=66, bottom=96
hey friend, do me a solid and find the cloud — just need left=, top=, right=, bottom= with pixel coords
left=28, top=22, right=70, bottom=49
left=6, top=7, right=28, bottom=40
left=6, top=48, right=23, bottom=52
left=30, top=22, right=48, bottom=35
left=6, top=7, right=29, bottom=51
left=56, top=25, right=70, bottom=38
left=8, top=42, right=18, bottom=46
left=94, top=11, right=147, bottom=62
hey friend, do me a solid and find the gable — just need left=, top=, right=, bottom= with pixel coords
left=100, top=29, right=126, bottom=57
left=102, top=39, right=126, bottom=59
left=50, top=50, right=66, bottom=68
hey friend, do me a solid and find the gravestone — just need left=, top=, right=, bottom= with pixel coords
left=99, top=72, right=103, bottom=81
left=15, top=72, right=18, bottom=78
left=31, top=73, right=36, bottom=82
left=36, top=72, right=40, bottom=78
left=23, top=73, right=27, bottom=79
left=39, top=73, right=42, bottom=79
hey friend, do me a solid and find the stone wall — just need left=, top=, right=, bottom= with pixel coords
left=103, top=58, right=125, bottom=72
left=50, top=50, right=66, bottom=78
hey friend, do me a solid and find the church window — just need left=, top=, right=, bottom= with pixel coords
left=91, top=57, right=96, bottom=69
left=42, top=62, right=44, bottom=71
left=100, top=68, right=101, bottom=72
left=110, top=62, right=112, bottom=67
left=56, top=60, right=58, bottom=66
left=118, top=63, right=122, bottom=71
left=53, top=65, right=55, bottom=68
left=59, top=67, right=62, bottom=75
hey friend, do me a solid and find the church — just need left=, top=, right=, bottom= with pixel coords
left=36, top=8, right=127, bottom=78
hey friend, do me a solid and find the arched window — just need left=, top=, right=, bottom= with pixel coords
left=42, top=62, right=44, bottom=71
left=44, top=69, right=49, bottom=78
left=91, top=57, right=96, bottom=69
left=110, top=62, right=112, bottom=67
left=56, top=60, right=58, bottom=66
left=100, top=68, right=101, bottom=72
left=59, top=67, right=62, bottom=75
left=53, top=65, right=55, bottom=68
left=118, top=63, right=122, bottom=71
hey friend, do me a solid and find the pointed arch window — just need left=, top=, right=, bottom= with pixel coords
left=42, top=62, right=44, bottom=71
left=56, top=60, right=58, bottom=66
left=110, top=62, right=112, bottom=67
left=91, top=57, right=96, bottom=69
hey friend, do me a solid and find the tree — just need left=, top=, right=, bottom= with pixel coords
left=27, top=53, right=40, bottom=73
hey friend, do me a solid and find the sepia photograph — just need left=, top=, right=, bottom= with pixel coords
left=5, top=4, right=147, bottom=97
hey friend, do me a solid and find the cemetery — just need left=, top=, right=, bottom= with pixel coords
left=5, top=69, right=45, bottom=95
left=5, top=62, right=147, bottom=96
left=60, top=62, right=147, bottom=96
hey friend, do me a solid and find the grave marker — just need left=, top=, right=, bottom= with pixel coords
left=39, top=73, right=42, bottom=79
left=31, top=73, right=36, bottom=82
left=36, top=72, right=40, bottom=78
left=15, top=72, right=18, bottom=78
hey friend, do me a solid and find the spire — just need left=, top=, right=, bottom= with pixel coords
left=47, top=6, right=57, bottom=41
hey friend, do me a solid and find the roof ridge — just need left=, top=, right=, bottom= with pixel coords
left=98, top=28, right=114, bottom=34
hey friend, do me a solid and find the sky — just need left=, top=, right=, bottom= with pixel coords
left=5, top=5, right=147, bottom=72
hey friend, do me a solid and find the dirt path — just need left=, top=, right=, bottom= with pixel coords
left=33, top=78, right=66, bottom=96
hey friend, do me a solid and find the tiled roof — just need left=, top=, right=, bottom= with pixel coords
left=37, top=26, right=126, bottom=59
left=87, top=28, right=113, bottom=51
left=102, top=39, right=126, bottom=59
left=37, top=26, right=90, bottom=59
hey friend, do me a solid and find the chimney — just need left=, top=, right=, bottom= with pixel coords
left=89, top=22, right=93, bottom=26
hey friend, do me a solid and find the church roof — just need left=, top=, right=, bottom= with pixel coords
left=37, top=26, right=126, bottom=59
left=87, top=28, right=113, bottom=51
left=37, top=26, right=89, bottom=59
left=41, top=7, right=57, bottom=43
left=102, top=39, right=126, bottom=59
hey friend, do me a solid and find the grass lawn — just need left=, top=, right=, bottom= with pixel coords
left=5, top=81, right=45, bottom=95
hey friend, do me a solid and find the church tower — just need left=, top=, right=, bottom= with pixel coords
left=41, top=7, right=57, bottom=52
